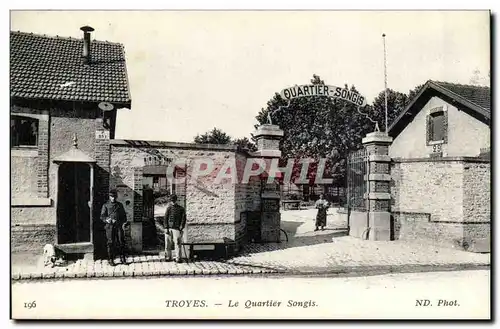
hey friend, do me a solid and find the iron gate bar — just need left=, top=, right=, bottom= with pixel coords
left=346, top=148, right=368, bottom=212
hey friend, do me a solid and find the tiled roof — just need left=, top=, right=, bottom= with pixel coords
left=10, top=31, right=131, bottom=106
left=432, top=81, right=490, bottom=112
left=389, top=80, right=490, bottom=138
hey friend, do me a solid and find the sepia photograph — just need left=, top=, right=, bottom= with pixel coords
left=9, top=8, right=491, bottom=320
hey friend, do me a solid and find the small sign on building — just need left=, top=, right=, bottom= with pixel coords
left=96, top=130, right=110, bottom=140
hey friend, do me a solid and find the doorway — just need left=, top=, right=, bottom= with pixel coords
left=57, top=162, right=92, bottom=244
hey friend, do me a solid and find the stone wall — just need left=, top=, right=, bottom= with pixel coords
left=463, top=162, right=490, bottom=223
left=391, top=158, right=464, bottom=222
left=391, top=157, right=490, bottom=252
left=11, top=104, right=100, bottom=224
left=11, top=105, right=50, bottom=200
left=110, top=141, right=245, bottom=248
left=50, top=106, right=99, bottom=202
left=462, top=162, right=491, bottom=252
left=11, top=154, right=38, bottom=198
left=11, top=224, right=56, bottom=253
left=11, top=101, right=115, bottom=258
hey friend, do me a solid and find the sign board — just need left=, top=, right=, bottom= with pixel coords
left=95, top=130, right=110, bottom=140
left=144, top=156, right=172, bottom=167
left=280, top=84, right=367, bottom=107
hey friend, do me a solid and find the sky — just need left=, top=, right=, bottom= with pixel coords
left=10, top=10, right=490, bottom=143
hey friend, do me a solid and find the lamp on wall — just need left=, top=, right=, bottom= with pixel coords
left=98, top=102, right=114, bottom=129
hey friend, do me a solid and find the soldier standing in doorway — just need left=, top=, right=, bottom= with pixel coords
left=100, top=189, right=129, bottom=266
left=164, top=194, right=186, bottom=263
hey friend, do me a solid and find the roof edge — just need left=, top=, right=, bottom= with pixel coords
left=429, top=81, right=490, bottom=118
left=388, top=80, right=491, bottom=138
left=388, top=80, right=433, bottom=133
left=10, top=30, right=125, bottom=47
left=10, top=95, right=132, bottom=109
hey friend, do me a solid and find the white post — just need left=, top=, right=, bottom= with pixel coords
left=383, top=33, right=388, bottom=133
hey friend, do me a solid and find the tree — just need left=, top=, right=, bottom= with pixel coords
left=255, top=74, right=375, bottom=186
left=368, top=84, right=426, bottom=130
left=407, top=84, right=424, bottom=101
left=233, top=137, right=257, bottom=152
left=194, top=127, right=232, bottom=145
left=469, top=68, right=490, bottom=86
left=254, top=75, right=426, bottom=187
left=469, top=68, right=481, bottom=86
left=193, top=128, right=257, bottom=152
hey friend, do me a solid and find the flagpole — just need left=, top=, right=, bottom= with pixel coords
left=383, top=33, right=388, bottom=133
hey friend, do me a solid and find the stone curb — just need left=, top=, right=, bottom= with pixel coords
left=282, top=263, right=491, bottom=277
left=10, top=264, right=285, bottom=282
left=11, top=262, right=489, bottom=282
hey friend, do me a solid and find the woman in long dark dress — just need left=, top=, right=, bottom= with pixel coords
left=315, top=194, right=329, bottom=231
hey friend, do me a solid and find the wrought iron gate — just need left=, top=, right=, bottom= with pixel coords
left=346, top=148, right=368, bottom=226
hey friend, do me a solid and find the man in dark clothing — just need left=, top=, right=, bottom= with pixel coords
left=100, top=189, right=128, bottom=266
left=164, top=194, right=186, bottom=263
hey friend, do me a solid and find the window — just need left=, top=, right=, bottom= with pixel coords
left=11, top=115, right=38, bottom=148
left=153, top=176, right=159, bottom=191
left=426, top=107, right=447, bottom=146
left=429, top=111, right=445, bottom=142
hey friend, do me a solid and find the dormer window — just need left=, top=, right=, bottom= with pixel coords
left=11, top=115, right=38, bottom=148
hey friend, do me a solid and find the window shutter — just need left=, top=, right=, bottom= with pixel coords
left=426, top=114, right=432, bottom=145
left=443, top=109, right=448, bottom=143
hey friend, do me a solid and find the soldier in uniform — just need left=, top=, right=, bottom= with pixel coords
left=100, top=189, right=128, bottom=266
left=164, top=194, right=186, bottom=263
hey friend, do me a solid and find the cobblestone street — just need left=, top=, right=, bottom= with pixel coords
left=11, top=208, right=490, bottom=281
left=229, top=209, right=490, bottom=273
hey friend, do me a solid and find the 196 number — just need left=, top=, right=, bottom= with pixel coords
left=24, top=301, right=36, bottom=309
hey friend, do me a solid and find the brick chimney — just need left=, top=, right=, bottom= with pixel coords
left=80, top=26, right=94, bottom=64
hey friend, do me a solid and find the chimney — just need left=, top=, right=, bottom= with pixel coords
left=80, top=26, right=95, bottom=64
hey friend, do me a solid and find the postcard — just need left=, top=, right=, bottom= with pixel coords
left=9, top=9, right=491, bottom=320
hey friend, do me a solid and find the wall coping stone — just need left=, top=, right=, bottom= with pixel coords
left=392, top=156, right=490, bottom=164
left=254, top=124, right=284, bottom=138
left=111, top=139, right=239, bottom=152
left=362, top=132, right=393, bottom=144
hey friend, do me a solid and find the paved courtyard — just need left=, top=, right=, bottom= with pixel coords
left=11, top=208, right=490, bottom=281
left=229, top=208, right=490, bottom=273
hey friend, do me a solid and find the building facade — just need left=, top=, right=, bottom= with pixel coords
left=11, top=28, right=131, bottom=259
left=388, top=80, right=491, bottom=252
left=10, top=28, right=284, bottom=260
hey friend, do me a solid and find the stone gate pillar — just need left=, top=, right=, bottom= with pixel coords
left=253, top=124, right=284, bottom=243
left=362, top=131, right=393, bottom=241
left=128, top=166, right=143, bottom=252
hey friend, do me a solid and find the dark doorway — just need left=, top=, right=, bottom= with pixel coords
left=57, top=163, right=92, bottom=244
left=246, top=211, right=262, bottom=243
